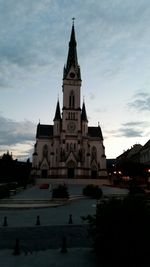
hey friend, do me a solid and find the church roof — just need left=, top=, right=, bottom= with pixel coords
left=63, top=23, right=81, bottom=80
left=88, top=126, right=103, bottom=140
left=36, top=124, right=53, bottom=139
left=54, top=100, right=61, bottom=120
left=81, top=102, right=88, bottom=122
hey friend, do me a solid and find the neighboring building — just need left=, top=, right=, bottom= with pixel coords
left=32, top=22, right=107, bottom=179
left=116, top=141, right=150, bottom=167
left=116, top=144, right=142, bottom=164
left=140, top=140, right=150, bottom=165
left=115, top=143, right=150, bottom=178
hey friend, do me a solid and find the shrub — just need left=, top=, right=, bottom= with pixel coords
left=0, top=184, right=10, bottom=198
left=84, top=195, right=150, bottom=265
left=52, top=184, right=69, bottom=199
left=82, top=184, right=103, bottom=199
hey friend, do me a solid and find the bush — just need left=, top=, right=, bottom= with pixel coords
left=84, top=195, right=150, bottom=265
left=0, top=184, right=10, bottom=198
left=82, top=184, right=103, bottom=199
left=129, top=179, right=145, bottom=195
left=52, top=184, right=69, bottom=199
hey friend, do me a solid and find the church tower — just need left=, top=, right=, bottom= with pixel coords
left=62, top=21, right=81, bottom=134
left=32, top=21, right=107, bottom=179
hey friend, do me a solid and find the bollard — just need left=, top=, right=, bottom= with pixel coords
left=13, top=238, right=20, bottom=255
left=36, top=215, right=40, bottom=226
left=3, top=216, right=8, bottom=227
left=68, top=214, right=73, bottom=224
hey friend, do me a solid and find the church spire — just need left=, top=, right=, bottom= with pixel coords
left=81, top=101, right=88, bottom=122
left=54, top=100, right=61, bottom=120
left=63, top=20, right=81, bottom=80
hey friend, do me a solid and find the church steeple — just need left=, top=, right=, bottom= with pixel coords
left=63, top=20, right=81, bottom=80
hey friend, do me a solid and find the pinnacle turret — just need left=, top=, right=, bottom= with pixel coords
left=54, top=100, right=61, bottom=120
left=81, top=101, right=88, bottom=122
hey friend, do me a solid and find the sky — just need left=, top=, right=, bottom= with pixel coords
left=0, top=0, right=150, bottom=161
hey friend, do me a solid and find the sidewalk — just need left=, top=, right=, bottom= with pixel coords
left=0, top=248, right=96, bottom=267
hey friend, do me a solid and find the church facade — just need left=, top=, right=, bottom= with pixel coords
left=32, top=23, right=107, bottom=179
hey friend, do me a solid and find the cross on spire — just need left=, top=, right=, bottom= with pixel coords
left=72, top=17, right=75, bottom=25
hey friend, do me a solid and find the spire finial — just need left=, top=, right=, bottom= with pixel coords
left=72, top=17, right=75, bottom=25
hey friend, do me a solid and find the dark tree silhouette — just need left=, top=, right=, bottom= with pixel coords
left=83, top=195, right=150, bottom=266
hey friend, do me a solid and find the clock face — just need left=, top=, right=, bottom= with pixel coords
left=69, top=72, right=75, bottom=78
left=67, top=122, right=76, bottom=133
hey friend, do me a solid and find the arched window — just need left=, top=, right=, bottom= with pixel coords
left=70, top=143, right=73, bottom=151
left=43, top=144, right=48, bottom=158
left=69, top=90, right=75, bottom=108
left=91, top=146, right=97, bottom=160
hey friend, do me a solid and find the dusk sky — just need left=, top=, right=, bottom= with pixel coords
left=0, top=0, right=150, bottom=160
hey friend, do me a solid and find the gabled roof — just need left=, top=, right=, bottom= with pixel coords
left=88, top=126, right=103, bottom=139
left=116, top=144, right=142, bottom=161
left=141, top=140, right=150, bottom=150
left=36, top=124, right=53, bottom=138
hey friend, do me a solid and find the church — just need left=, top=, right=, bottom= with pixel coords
left=32, top=22, right=107, bottom=179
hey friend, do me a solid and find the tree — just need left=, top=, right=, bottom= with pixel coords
left=1, top=151, right=13, bottom=161
left=0, top=152, right=31, bottom=185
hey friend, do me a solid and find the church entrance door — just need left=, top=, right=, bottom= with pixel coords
left=67, top=160, right=76, bottom=178
left=68, top=168, right=75, bottom=178
left=91, top=170, right=97, bottom=178
left=41, top=169, right=48, bottom=178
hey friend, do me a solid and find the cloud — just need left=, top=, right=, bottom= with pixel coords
left=118, top=128, right=143, bottom=138
left=0, top=1, right=67, bottom=90
left=122, top=121, right=149, bottom=127
left=0, top=116, right=36, bottom=145
left=105, top=120, right=149, bottom=138
left=0, top=0, right=150, bottom=93
left=128, top=92, right=150, bottom=112
left=0, top=116, right=36, bottom=159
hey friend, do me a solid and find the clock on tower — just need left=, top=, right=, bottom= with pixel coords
left=67, top=121, right=76, bottom=133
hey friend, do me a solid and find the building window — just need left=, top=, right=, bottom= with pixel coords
left=43, top=145, right=48, bottom=158
left=70, top=143, right=73, bottom=151
left=91, top=146, right=97, bottom=160
left=70, top=112, right=75, bottom=120
left=69, top=90, right=75, bottom=108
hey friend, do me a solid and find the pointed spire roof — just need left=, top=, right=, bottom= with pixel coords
left=54, top=100, right=61, bottom=120
left=81, top=101, right=88, bottom=122
left=63, top=21, right=81, bottom=80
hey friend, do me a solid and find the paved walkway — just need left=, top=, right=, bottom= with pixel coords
left=0, top=185, right=129, bottom=266
left=0, top=185, right=128, bottom=227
